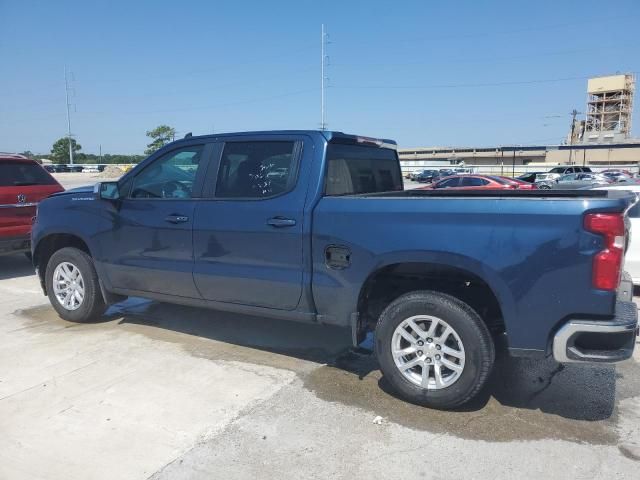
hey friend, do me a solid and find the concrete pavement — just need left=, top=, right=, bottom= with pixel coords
left=0, top=253, right=639, bottom=479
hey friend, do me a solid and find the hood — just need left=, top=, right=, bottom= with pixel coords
left=50, top=185, right=95, bottom=197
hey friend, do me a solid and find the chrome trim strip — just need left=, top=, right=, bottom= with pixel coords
left=0, top=202, right=38, bottom=209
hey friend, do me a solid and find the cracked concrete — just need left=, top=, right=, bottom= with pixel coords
left=1, top=252, right=640, bottom=479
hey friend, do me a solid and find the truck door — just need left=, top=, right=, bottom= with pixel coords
left=98, top=144, right=212, bottom=298
left=192, top=135, right=311, bottom=310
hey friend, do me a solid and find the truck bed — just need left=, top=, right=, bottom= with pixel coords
left=360, top=188, right=630, bottom=199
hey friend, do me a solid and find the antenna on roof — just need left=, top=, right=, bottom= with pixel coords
left=184, top=132, right=192, bottom=138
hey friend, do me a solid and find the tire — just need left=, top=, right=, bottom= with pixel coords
left=45, top=247, right=107, bottom=322
left=375, top=290, right=494, bottom=409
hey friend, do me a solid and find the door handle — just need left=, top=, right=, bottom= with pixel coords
left=267, top=216, right=296, bottom=228
left=165, top=214, right=190, bottom=224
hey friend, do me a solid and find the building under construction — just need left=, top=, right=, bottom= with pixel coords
left=584, top=74, right=635, bottom=143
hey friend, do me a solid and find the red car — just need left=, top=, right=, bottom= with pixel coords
left=0, top=154, right=64, bottom=257
left=496, top=176, right=537, bottom=190
left=421, top=174, right=537, bottom=190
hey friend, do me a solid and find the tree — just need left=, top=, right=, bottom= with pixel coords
left=51, top=137, right=82, bottom=164
left=145, top=125, right=176, bottom=154
left=20, top=150, right=34, bottom=159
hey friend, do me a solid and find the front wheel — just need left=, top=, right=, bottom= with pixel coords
left=45, top=247, right=107, bottom=322
left=375, top=291, right=494, bottom=409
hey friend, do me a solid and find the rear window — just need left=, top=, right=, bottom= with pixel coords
left=324, top=144, right=403, bottom=196
left=0, top=160, right=57, bottom=186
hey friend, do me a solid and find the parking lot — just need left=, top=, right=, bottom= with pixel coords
left=0, top=171, right=638, bottom=479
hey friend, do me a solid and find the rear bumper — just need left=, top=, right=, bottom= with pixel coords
left=0, top=235, right=30, bottom=255
left=552, top=307, right=637, bottom=363
left=553, top=271, right=637, bottom=364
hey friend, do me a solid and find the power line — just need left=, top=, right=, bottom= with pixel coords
left=332, top=73, right=639, bottom=90
left=75, top=88, right=318, bottom=116
left=330, top=45, right=624, bottom=69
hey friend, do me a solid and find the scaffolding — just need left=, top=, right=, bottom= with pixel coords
left=585, top=74, right=635, bottom=139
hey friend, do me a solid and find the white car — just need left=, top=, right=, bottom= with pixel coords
left=594, top=184, right=640, bottom=285
left=82, top=165, right=99, bottom=173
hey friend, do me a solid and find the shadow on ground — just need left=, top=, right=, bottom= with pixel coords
left=17, top=298, right=640, bottom=444
left=0, top=254, right=35, bottom=280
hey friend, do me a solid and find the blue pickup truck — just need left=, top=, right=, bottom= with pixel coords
left=32, top=130, right=638, bottom=409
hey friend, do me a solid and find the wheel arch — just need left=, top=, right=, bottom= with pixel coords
left=33, top=232, right=93, bottom=293
left=354, top=253, right=516, bottom=344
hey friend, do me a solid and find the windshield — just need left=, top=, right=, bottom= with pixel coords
left=0, top=160, right=58, bottom=187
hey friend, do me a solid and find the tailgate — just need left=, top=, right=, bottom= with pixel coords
left=0, top=185, right=62, bottom=237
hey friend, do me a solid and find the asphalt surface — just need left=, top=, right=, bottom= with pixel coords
left=0, top=172, right=638, bottom=479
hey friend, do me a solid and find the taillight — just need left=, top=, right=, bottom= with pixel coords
left=584, top=213, right=625, bottom=290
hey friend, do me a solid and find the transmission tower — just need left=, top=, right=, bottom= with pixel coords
left=320, top=24, right=329, bottom=131
left=64, top=66, right=75, bottom=165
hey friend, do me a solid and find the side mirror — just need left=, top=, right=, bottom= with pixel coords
left=95, top=181, right=121, bottom=201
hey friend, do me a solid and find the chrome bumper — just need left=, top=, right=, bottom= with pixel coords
left=553, top=271, right=638, bottom=363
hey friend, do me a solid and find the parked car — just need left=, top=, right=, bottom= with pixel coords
left=517, top=172, right=545, bottom=183
left=0, top=154, right=64, bottom=256
left=538, top=173, right=611, bottom=190
left=602, top=168, right=634, bottom=177
left=438, top=168, right=457, bottom=177
left=32, top=130, right=637, bottom=410
left=422, top=174, right=525, bottom=190
left=602, top=171, right=633, bottom=183
left=414, top=169, right=441, bottom=183
left=82, top=165, right=100, bottom=173
left=47, top=164, right=70, bottom=173
left=548, top=166, right=592, bottom=175
left=496, top=176, right=537, bottom=190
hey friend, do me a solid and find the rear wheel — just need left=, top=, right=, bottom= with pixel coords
left=375, top=291, right=494, bottom=409
left=45, top=247, right=107, bottom=322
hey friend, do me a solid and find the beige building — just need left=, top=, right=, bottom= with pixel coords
left=399, top=142, right=640, bottom=176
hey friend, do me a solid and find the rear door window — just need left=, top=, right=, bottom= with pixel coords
left=215, top=141, right=298, bottom=199
left=0, top=160, right=57, bottom=186
left=324, top=144, right=402, bottom=196
left=461, top=177, right=488, bottom=187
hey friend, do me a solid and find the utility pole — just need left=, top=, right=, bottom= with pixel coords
left=568, top=109, right=582, bottom=165
left=320, top=24, right=329, bottom=130
left=99, top=144, right=102, bottom=164
left=64, top=66, right=74, bottom=165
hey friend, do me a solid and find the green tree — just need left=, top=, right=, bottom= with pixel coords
left=51, top=137, right=82, bottom=164
left=20, top=150, right=34, bottom=159
left=145, top=125, right=176, bottom=154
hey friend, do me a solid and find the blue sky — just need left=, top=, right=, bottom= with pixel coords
left=1, top=0, right=639, bottom=155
